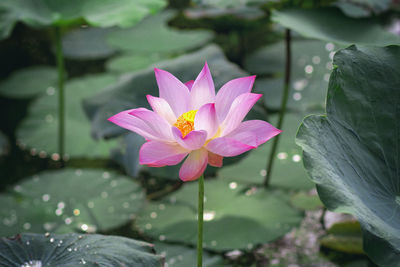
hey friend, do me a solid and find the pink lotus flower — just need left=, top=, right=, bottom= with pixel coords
left=108, top=63, right=281, bottom=181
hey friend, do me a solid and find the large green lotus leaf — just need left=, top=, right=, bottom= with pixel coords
left=0, top=131, right=9, bottom=156
left=0, top=168, right=144, bottom=237
left=106, top=11, right=213, bottom=53
left=271, top=7, right=400, bottom=46
left=0, top=0, right=167, bottom=40
left=154, top=242, right=226, bottom=266
left=296, top=45, right=400, bottom=266
left=0, top=66, right=57, bottom=99
left=245, top=39, right=334, bottom=112
left=333, top=0, right=392, bottom=18
left=16, top=74, right=118, bottom=159
left=137, top=179, right=302, bottom=251
left=62, top=27, right=116, bottom=60
left=0, top=233, right=162, bottom=266
left=219, top=113, right=314, bottom=190
left=84, top=44, right=249, bottom=140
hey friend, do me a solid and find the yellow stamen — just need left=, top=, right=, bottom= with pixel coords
left=174, top=110, right=198, bottom=137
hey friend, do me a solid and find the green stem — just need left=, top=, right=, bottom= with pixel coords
left=55, top=27, right=65, bottom=164
left=264, top=29, right=292, bottom=188
left=197, top=174, right=204, bottom=267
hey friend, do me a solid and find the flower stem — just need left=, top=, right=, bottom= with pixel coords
left=197, top=174, right=204, bottom=267
left=55, top=27, right=65, bottom=165
left=264, top=29, right=292, bottom=188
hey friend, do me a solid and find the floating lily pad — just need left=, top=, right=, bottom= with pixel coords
left=0, top=66, right=57, bottom=99
left=219, top=113, right=315, bottom=190
left=154, top=242, right=226, bottom=266
left=16, top=73, right=118, bottom=159
left=246, top=39, right=334, bottom=112
left=0, top=233, right=162, bottom=266
left=107, top=11, right=213, bottom=54
left=137, top=179, right=302, bottom=251
left=0, top=168, right=145, bottom=237
left=0, top=0, right=167, bottom=40
left=296, top=46, right=400, bottom=265
left=271, top=7, right=400, bottom=46
left=84, top=44, right=249, bottom=140
left=62, top=27, right=116, bottom=60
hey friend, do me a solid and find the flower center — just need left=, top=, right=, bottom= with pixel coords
left=174, top=109, right=198, bottom=137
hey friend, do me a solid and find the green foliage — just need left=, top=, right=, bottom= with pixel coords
left=137, top=179, right=302, bottom=251
left=0, top=0, right=167, bottom=40
left=105, top=11, right=213, bottom=73
left=272, top=7, right=400, bottom=46
left=106, top=53, right=170, bottom=73
left=0, top=233, right=162, bottom=266
left=16, top=74, right=118, bottom=159
left=107, top=11, right=213, bottom=54
left=296, top=45, right=400, bottom=265
left=0, top=66, right=58, bottom=99
left=0, top=168, right=144, bottom=237
left=246, top=39, right=334, bottom=112
left=219, top=113, right=315, bottom=190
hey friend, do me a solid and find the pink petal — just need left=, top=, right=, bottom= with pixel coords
left=154, top=68, right=190, bottom=117
left=215, top=75, right=256, bottom=122
left=128, top=108, right=174, bottom=141
left=139, top=141, right=188, bottom=167
left=146, top=95, right=177, bottom=125
left=172, top=127, right=207, bottom=150
left=226, top=120, right=282, bottom=146
left=185, top=80, right=194, bottom=91
left=190, top=62, right=215, bottom=110
left=194, top=103, right=218, bottom=139
left=108, top=108, right=171, bottom=142
left=206, top=137, right=256, bottom=157
left=179, top=148, right=208, bottom=181
left=220, top=93, right=262, bottom=136
left=208, top=151, right=223, bottom=167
